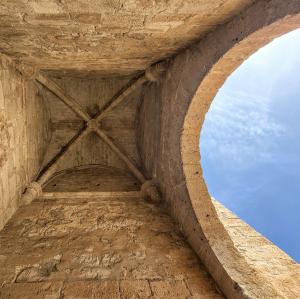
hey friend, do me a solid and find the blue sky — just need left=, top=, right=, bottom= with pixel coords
left=200, top=28, right=300, bottom=262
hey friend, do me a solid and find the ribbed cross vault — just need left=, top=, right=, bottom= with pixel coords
left=20, top=62, right=167, bottom=205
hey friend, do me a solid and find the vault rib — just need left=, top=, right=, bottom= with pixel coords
left=35, top=74, right=146, bottom=183
left=36, top=74, right=91, bottom=122
left=96, top=75, right=147, bottom=122
left=37, top=128, right=90, bottom=186
left=94, top=128, right=146, bottom=183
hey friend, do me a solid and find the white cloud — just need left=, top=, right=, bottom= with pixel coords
left=201, top=89, right=286, bottom=170
left=200, top=28, right=300, bottom=171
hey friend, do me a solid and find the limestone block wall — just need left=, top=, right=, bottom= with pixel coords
left=0, top=194, right=223, bottom=299
left=213, top=200, right=300, bottom=297
left=0, top=54, right=51, bottom=229
left=138, top=1, right=300, bottom=297
left=137, top=81, right=162, bottom=179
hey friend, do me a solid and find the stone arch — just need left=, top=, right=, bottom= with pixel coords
left=42, top=164, right=140, bottom=192
left=180, top=1, right=300, bottom=298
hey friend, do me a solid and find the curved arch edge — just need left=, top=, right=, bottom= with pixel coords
left=138, top=0, right=300, bottom=298
left=181, top=1, right=300, bottom=298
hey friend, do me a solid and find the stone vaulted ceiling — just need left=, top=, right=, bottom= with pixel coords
left=2, top=1, right=300, bottom=298
left=0, top=0, right=254, bottom=76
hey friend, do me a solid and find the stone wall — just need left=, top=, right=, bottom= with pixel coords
left=137, top=81, right=162, bottom=179
left=213, top=199, right=300, bottom=298
left=138, top=0, right=300, bottom=297
left=0, top=194, right=223, bottom=299
left=0, top=54, right=50, bottom=229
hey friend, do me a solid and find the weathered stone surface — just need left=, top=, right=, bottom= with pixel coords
left=0, top=54, right=51, bottom=229
left=1, top=0, right=300, bottom=298
left=138, top=0, right=300, bottom=297
left=214, top=200, right=300, bottom=298
left=63, top=281, right=119, bottom=299
left=0, top=0, right=254, bottom=76
left=120, top=279, right=152, bottom=299
left=0, top=195, right=222, bottom=298
left=43, top=165, right=140, bottom=192
left=0, top=282, right=63, bottom=299
left=150, top=280, right=190, bottom=298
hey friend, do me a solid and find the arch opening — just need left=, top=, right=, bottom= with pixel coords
left=181, top=3, right=300, bottom=297
left=200, top=28, right=300, bottom=263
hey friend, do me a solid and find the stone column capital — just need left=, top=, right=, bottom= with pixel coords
left=15, top=62, right=39, bottom=80
left=141, top=180, right=161, bottom=203
left=21, top=182, right=42, bottom=205
left=145, top=61, right=168, bottom=82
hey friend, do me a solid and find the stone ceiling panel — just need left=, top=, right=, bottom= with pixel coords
left=0, top=0, right=254, bottom=76
left=40, top=75, right=142, bottom=174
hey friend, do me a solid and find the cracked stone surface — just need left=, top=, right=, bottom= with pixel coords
left=0, top=196, right=223, bottom=298
left=0, top=54, right=51, bottom=230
